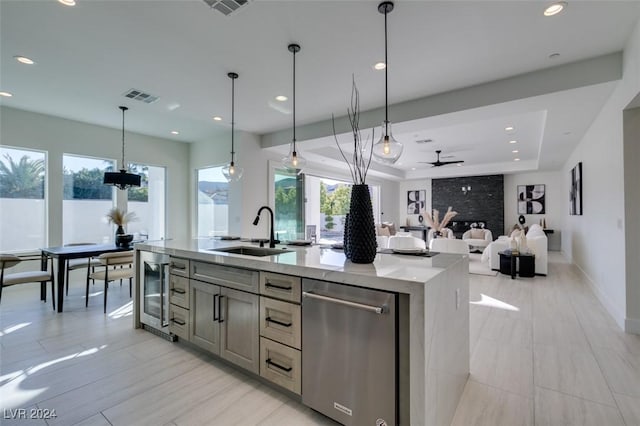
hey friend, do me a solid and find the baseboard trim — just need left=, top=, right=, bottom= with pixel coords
left=573, top=263, right=625, bottom=331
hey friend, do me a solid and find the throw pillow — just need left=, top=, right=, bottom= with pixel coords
left=510, top=229, right=522, bottom=238
left=377, top=226, right=391, bottom=237
left=382, top=222, right=396, bottom=236
left=470, top=229, right=485, bottom=239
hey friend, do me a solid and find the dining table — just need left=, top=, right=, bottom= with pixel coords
left=41, top=244, right=130, bottom=312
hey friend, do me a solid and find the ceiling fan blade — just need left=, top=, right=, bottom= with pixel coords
left=440, top=160, right=464, bottom=165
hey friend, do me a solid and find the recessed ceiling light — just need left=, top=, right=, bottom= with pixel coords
left=514, top=158, right=521, bottom=161
left=373, top=62, right=386, bottom=70
left=509, top=140, right=517, bottom=144
left=411, top=167, right=416, bottom=171
left=171, top=130, right=179, bottom=135
left=456, top=163, right=462, bottom=167
left=512, top=150, right=519, bottom=153
left=58, top=0, right=76, bottom=5
left=544, top=2, right=566, bottom=17
left=14, top=56, right=35, bottom=65
left=275, top=95, right=288, bottom=102
left=212, top=116, right=222, bottom=121
left=0, top=91, right=13, bottom=97
left=505, top=126, right=515, bottom=132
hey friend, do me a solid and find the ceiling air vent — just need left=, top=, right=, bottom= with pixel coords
left=123, top=89, right=159, bottom=104
left=203, top=0, right=252, bottom=16
left=415, top=138, right=433, bottom=144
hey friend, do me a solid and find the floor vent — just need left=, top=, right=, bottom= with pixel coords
left=142, top=324, right=177, bottom=342
left=123, top=88, right=159, bottom=104
left=203, top=0, right=251, bottom=16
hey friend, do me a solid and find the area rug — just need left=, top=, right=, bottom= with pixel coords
left=468, top=252, right=498, bottom=276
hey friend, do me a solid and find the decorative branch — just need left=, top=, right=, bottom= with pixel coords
left=423, top=206, right=458, bottom=232
left=332, top=76, right=374, bottom=185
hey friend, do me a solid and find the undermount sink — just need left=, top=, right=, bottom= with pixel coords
left=208, top=246, right=292, bottom=257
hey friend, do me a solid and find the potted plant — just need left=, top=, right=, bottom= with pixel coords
left=106, top=207, right=137, bottom=246
left=332, top=77, right=377, bottom=263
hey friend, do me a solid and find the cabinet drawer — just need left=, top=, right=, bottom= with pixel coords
left=191, top=261, right=258, bottom=293
left=259, top=272, right=301, bottom=303
left=169, top=258, right=190, bottom=278
left=260, top=297, right=301, bottom=350
left=260, top=337, right=301, bottom=395
left=169, top=304, right=189, bottom=341
left=169, top=275, right=190, bottom=309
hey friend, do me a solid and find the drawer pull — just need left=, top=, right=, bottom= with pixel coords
left=171, top=318, right=186, bottom=326
left=265, top=316, right=292, bottom=327
left=266, top=358, right=292, bottom=372
left=171, top=263, right=186, bottom=270
left=265, top=282, right=292, bottom=291
left=171, top=288, right=186, bottom=294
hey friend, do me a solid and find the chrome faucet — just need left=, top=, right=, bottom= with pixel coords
left=253, top=206, right=277, bottom=248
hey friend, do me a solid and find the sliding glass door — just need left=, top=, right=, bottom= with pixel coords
left=274, top=169, right=304, bottom=241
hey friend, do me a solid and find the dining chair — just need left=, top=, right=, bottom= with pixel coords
left=64, top=243, right=101, bottom=295
left=0, top=254, right=56, bottom=309
left=88, top=251, right=134, bottom=313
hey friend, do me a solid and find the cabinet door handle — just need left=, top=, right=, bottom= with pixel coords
left=218, top=295, right=225, bottom=323
left=171, top=288, right=186, bottom=294
left=265, top=317, right=292, bottom=327
left=171, top=263, right=186, bottom=270
left=213, top=294, right=219, bottom=322
left=265, top=282, right=292, bottom=291
left=266, top=358, right=292, bottom=372
left=171, top=318, right=186, bottom=326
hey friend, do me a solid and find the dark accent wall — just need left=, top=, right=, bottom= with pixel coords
left=432, top=175, right=504, bottom=240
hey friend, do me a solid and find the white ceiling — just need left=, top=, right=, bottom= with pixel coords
left=1, top=0, right=639, bottom=178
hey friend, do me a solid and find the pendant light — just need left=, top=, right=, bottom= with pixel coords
left=282, top=43, right=306, bottom=174
left=103, top=106, right=141, bottom=190
left=372, top=1, right=403, bottom=165
left=222, top=72, right=243, bottom=182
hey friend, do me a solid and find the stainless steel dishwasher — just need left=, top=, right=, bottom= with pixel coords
left=302, top=278, right=397, bottom=426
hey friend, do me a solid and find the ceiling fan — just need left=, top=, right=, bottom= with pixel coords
left=420, top=150, right=464, bottom=167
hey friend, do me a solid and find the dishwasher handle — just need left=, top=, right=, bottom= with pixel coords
left=302, top=291, right=385, bottom=314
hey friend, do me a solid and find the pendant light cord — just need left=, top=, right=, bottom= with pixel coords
left=384, top=6, right=389, bottom=137
left=231, top=75, right=235, bottom=161
left=292, top=47, right=297, bottom=152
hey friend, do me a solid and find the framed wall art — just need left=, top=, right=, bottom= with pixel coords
left=570, top=162, right=583, bottom=215
left=407, top=190, right=426, bottom=214
left=517, top=184, right=546, bottom=214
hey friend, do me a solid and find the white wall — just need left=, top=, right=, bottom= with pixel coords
left=562, top=18, right=640, bottom=332
left=503, top=171, right=563, bottom=235
left=0, top=106, right=190, bottom=246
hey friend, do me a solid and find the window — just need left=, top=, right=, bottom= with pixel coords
left=274, top=169, right=304, bottom=241
left=127, top=163, right=165, bottom=241
left=0, top=146, right=47, bottom=252
left=63, top=154, right=115, bottom=244
left=197, top=166, right=228, bottom=237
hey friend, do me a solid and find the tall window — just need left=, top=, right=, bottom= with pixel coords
left=0, top=146, right=47, bottom=252
left=197, top=166, right=228, bottom=237
left=63, top=154, right=115, bottom=244
left=127, top=163, right=165, bottom=241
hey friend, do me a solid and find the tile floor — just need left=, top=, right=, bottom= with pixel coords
left=1, top=252, right=639, bottom=425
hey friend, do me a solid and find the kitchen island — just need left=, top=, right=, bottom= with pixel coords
left=133, top=239, right=469, bottom=426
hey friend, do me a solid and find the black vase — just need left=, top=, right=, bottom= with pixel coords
left=115, top=225, right=125, bottom=246
left=343, top=213, right=352, bottom=259
left=347, top=184, right=377, bottom=264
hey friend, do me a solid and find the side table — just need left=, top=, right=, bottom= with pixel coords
left=498, top=250, right=535, bottom=279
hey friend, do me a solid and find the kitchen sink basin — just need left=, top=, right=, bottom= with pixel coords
left=208, top=246, right=292, bottom=257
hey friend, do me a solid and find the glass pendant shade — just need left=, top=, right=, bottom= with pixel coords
left=282, top=146, right=306, bottom=175
left=372, top=120, right=403, bottom=164
left=222, top=161, right=243, bottom=182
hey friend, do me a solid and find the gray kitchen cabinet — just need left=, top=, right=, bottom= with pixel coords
left=189, top=280, right=220, bottom=354
left=219, top=287, right=260, bottom=374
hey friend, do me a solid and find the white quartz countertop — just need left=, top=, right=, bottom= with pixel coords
left=135, top=239, right=466, bottom=294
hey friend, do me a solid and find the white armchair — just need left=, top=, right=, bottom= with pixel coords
left=388, top=235, right=426, bottom=250
left=462, top=228, right=493, bottom=252
left=484, top=226, right=548, bottom=275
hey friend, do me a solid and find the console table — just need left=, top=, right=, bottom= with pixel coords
left=498, top=250, right=535, bottom=279
left=399, top=226, right=429, bottom=242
